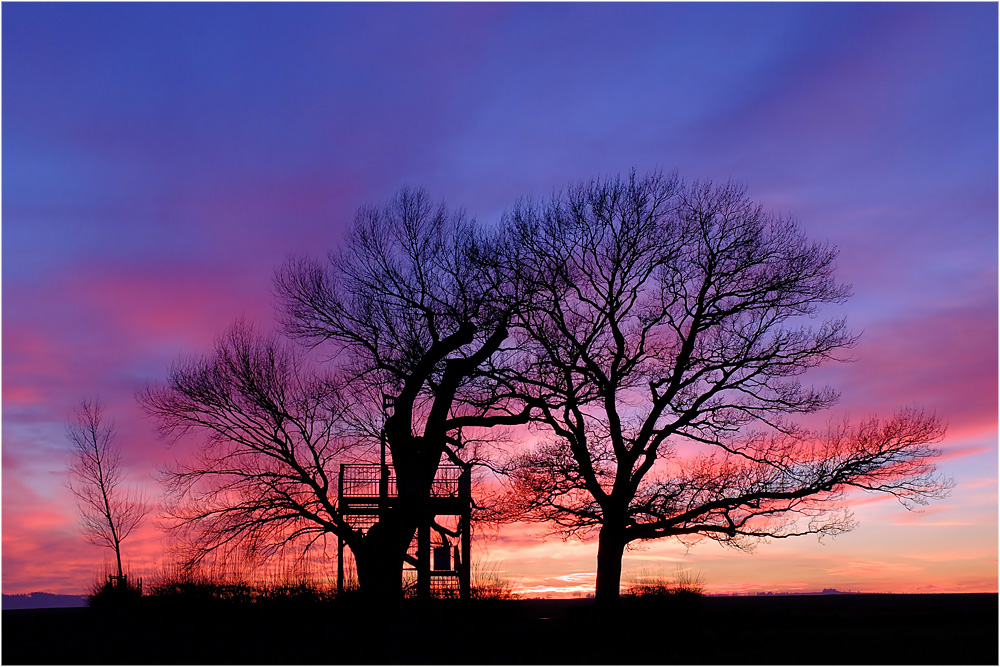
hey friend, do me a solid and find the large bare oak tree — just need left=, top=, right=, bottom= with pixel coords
left=502, top=172, right=950, bottom=602
left=274, top=187, right=530, bottom=598
left=143, top=189, right=529, bottom=599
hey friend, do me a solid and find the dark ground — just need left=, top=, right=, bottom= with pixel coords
left=2, top=593, right=996, bottom=664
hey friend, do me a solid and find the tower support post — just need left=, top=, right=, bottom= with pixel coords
left=417, top=510, right=431, bottom=600
left=337, top=465, right=345, bottom=595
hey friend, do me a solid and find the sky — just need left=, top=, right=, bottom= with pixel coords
left=2, top=2, right=997, bottom=597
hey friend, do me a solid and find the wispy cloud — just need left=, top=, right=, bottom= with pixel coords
left=824, top=560, right=924, bottom=578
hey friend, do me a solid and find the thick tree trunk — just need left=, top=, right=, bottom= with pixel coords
left=350, top=447, right=441, bottom=601
left=359, top=558, right=404, bottom=601
left=594, top=524, right=627, bottom=605
left=354, top=530, right=408, bottom=601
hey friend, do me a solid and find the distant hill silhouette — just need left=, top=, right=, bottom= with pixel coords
left=708, top=588, right=856, bottom=597
left=3, top=592, right=87, bottom=609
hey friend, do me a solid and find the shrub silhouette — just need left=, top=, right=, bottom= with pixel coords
left=87, top=573, right=143, bottom=609
left=623, top=566, right=705, bottom=599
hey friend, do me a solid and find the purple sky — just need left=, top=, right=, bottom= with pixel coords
left=3, top=2, right=997, bottom=596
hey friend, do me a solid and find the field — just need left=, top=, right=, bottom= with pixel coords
left=2, top=593, right=996, bottom=664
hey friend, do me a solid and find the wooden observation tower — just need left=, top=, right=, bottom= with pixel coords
left=336, top=461, right=472, bottom=599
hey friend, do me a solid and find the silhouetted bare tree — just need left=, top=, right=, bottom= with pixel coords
left=68, top=398, right=148, bottom=581
left=502, top=172, right=950, bottom=602
left=274, top=187, right=530, bottom=598
left=139, top=322, right=362, bottom=575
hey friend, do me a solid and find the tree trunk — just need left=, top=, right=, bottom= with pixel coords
left=355, top=509, right=419, bottom=601
left=594, top=523, right=627, bottom=605
left=354, top=535, right=406, bottom=601
left=113, top=540, right=124, bottom=580
left=349, top=456, right=439, bottom=601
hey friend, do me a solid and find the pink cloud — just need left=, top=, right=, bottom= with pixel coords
left=961, top=477, right=998, bottom=491
left=934, top=444, right=993, bottom=462
left=63, top=262, right=274, bottom=347
left=3, top=385, right=45, bottom=406
left=885, top=511, right=990, bottom=528
left=906, top=548, right=996, bottom=563
left=824, top=559, right=925, bottom=577
left=808, top=301, right=997, bottom=444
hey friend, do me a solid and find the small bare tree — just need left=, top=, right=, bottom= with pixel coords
left=67, top=398, right=148, bottom=581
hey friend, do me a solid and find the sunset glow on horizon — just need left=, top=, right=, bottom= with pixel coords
left=3, top=3, right=996, bottom=599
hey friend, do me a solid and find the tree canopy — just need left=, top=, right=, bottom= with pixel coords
left=498, top=172, right=949, bottom=601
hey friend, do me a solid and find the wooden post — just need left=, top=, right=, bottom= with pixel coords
left=379, top=428, right=389, bottom=509
left=337, top=465, right=344, bottom=595
left=418, top=511, right=430, bottom=600
left=460, top=468, right=472, bottom=600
